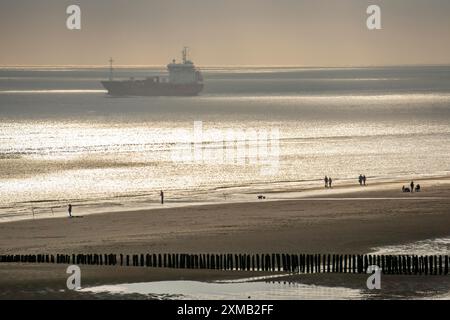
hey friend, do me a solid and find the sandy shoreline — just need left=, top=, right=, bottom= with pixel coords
left=1, top=176, right=450, bottom=254
left=3, top=174, right=449, bottom=223
left=1, top=176, right=449, bottom=299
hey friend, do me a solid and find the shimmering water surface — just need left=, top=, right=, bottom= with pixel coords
left=80, top=276, right=450, bottom=300
left=1, top=66, right=450, bottom=220
left=79, top=280, right=364, bottom=300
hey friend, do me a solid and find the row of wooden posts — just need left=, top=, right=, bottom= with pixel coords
left=0, top=253, right=449, bottom=275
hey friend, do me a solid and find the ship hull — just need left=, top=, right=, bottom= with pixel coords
left=101, top=80, right=204, bottom=97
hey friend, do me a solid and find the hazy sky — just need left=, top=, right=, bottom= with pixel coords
left=1, top=0, right=450, bottom=66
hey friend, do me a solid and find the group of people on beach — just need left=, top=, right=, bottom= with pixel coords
left=322, top=174, right=422, bottom=194
left=402, top=181, right=420, bottom=193
left=65, top=177, right=424, bottom=218
left=358, top=174, right=367, bottom=186
left=324, top=174, right=369, bottom=189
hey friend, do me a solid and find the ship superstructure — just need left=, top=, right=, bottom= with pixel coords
left=101, top=47, right=203, bottom=96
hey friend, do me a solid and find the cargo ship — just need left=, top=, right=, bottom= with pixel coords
left=101, top=47, right=203, bottom=96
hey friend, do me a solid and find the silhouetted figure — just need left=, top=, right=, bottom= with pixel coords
left=359, top=174, right=363, bottom=186
left=415, top=184, right=421, bottom=192
left=160, top=190, right=164, bottom=204
left=324, top=176, right=329, bottom=188
left=363, top=175, right=367, bottom=186
left=410, top=181, right=414, bottom=193
left=68, top=204, right=72, bottom=218
left=329, top=177, right=333, bottom=188
left=402, top=185, right=405, bottom=192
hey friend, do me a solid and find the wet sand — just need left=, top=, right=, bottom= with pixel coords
left=2, top=264, right=449, bottom=300
left=1, top=176, right=449, bottom=299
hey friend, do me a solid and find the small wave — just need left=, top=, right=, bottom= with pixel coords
left=198, top=93, right=450, bottom=102
left=0, top=89, right=106, bottom=94
left=370, top=237, right=450, bottom=256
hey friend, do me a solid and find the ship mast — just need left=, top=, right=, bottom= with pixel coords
left=182, top=47, right=188, bottom=64
left=109, top=57, right=114, bottom=81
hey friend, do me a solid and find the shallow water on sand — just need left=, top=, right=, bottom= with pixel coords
left=80, top=277, right=450, bottom=300
left=370, top=237, right=450, bottom=256
left=80, top=279, right=365, bottom=300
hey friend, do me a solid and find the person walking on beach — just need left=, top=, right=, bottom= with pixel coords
left=359, top=174, right=363, bottom=186
left=328, top=177, right=333, bottom=188
left=160, top=190, right=164, bottom=204
left=324, top=176, right=329, bottom=188
left=363, top=175, right=367, bottom=186
left=68, top=204, right=72, bottom=218
left=410, top=181, right=414, bottom=193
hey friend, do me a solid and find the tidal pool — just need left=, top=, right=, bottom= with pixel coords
left=80, top=279, right=364, bottom=300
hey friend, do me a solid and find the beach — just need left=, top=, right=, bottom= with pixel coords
left=1, top=65, right=450, bottom=299
left=1, top=176, right=450, bottom=299
left=1, top=0, right=450, bottom=304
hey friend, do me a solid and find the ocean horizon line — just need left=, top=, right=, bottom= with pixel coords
left=1, top=63, right=450, bottom=70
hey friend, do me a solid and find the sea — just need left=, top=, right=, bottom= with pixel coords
left=1, top=65, right=450, bottom=220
